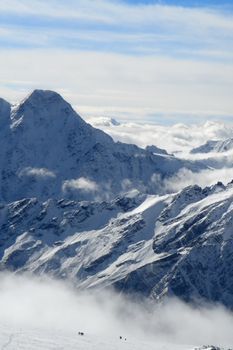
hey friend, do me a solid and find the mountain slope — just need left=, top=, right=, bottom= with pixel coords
left=0, top=90, right=206, bottom=202
left=1, top=181, right=233, bottom=307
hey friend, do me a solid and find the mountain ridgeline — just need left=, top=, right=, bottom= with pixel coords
left=0, top=90, right=204, bottom=202
left=1, top=182, right=233, bottom=308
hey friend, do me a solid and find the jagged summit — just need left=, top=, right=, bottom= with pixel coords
left=90, top=116, right=121, bottom=127
left=191, top=138, right=233, bottom=154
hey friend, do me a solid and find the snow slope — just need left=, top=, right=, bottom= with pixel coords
left=1, top=180, right=233, bottom=307
left=0, top=322, right=202, bottom=350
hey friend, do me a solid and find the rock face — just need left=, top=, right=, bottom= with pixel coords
left=1, top=180, right=233, bottom=308
left=0, top=90, right=205, bottom=202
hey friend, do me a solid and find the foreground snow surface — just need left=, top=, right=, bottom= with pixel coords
left=0, top=323, right=196, bottom=350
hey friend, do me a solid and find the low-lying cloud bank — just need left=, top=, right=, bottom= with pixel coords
left=86, top=118, right=233, bottom=154
left=86, top=118, right=233, bottom=195
left=161, top=168, right=233, bottom=193
left=0, top=273, right=233, bottom=348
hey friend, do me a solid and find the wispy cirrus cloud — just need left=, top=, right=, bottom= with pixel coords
left=0, top=0, right=233, bottom=122
left=1, top=50, right=232, bottom=122
left=1, top=0, right=233, bottom=58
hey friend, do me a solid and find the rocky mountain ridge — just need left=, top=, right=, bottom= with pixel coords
left=1, top=180, right=233, bottom=307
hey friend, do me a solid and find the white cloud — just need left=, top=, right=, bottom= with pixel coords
left=0, top=273, right=233, bottom=347
left=162, top=167, right=233, bottom=193
left=87, top=119, right=233, bottom=153
left=1, top=0, right=233, bottom=32
left=0, top=50, right=233, bottom=121
left=18, top=167, right=56, bottom=179
left=0, top=1, right=233, bottom=121
left=62, top=177, right=99, bottom=193
left=1, top=3, right=233, bottom=62
left=87, top=118, right=233, bottom=193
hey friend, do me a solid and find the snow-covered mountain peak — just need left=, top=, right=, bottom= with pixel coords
left=86, top=116, right=121, bottom=127
left=22, top=89, right=69, bottom=108
left=191, top=138, right=233, bottom=154
left=10, top=89, right=85, bottom=128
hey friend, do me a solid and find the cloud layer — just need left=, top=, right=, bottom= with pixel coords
left=0, top=273, right=233, bottom=348
left=0, top=0, right=233, bottom=121
left=87, top=118, right=233, bottom=153
left=161, top=168, right=233, bottom=193
left=87, top=119, right=233, bottom=193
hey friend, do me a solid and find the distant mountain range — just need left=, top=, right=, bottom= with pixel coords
left=191, top=138, right=233, bottom=154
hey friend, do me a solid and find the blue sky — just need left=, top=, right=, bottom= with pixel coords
left=1, top=0, right=233, bottom=57
left=123, top=0, right=233, bottom=6
left=0, top=0, right=233, bottom=123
